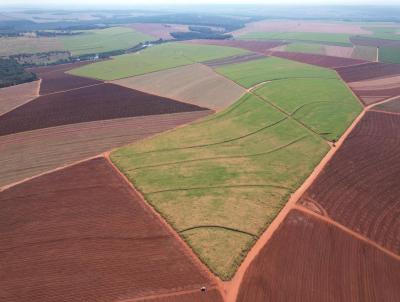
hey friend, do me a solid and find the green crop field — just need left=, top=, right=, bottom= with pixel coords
left=379, top=46, right=400, bottom=64
left=238, top=32, right=352, bottom=46
left=253, top=78, right=362, bottom=141
left=68, top=42, right=249, bottom=80
left=215, top=56, right=337, bottom=88
left=285, top=42, right=325, bottom=54
left=365, top=27, right=400, bottom=41
left=61, top=27, right=153, bottom=56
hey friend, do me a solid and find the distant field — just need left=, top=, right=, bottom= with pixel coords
left=0, top=36, right=64, bottom=56
left=284, top=42, right=325, bottom=54
left=365, top=26, right=400, bottom=41
left=215, top=56, right=337, bottom=88
left=352, top=45, right=377, bottom=61
left=69, top=43, right=249, bottom=80
left=61, top=27, right=153, bottom=56
left=379, top=46, right=400, bottom=64
left=238, top=32, right=352, bottom=46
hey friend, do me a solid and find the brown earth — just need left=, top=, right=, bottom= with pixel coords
left=128, top=23, right=190, bottom=40
left=324, top=45, right=354, bottom=58
left=350, top=36, right=400, bottom=48
left=236, top=209, right=400, bottom=302
left=0, top=111, right=211, bottom=188
left=352, top=87, right=400, bottom=105
left=0, top=157, right=217, bottom=302
left=373, top=96, right=400, bottom=113
left=112, top=63, right=246, bottom=110
left=202, top=53, right=266, bottom=67
left=0, top=80, right=39, bottom=116
left=28, top=61, right=102, bottom=95
left=349, top=75, right=400, bottom=90
left=0, top=83, right=208, bottom=136
left=134, top=289, right=224, bottom=301
left=270, top=51, right=366, bottom=68
left=336, top=62, right=400, bottom=82
left=299, top=110, right=400, bottom=254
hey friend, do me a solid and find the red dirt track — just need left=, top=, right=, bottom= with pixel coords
left=184, top=39, right=287, bottom=53
left=299, top=110, right=400, bottom=254
left=0, top=157, right=216, bottom=302
left=28, top=61, right=101, bottom=95
left=0, top=83, right=208, bottom=136
left=270, top=51, right=366, bottom=68
left=336, top=62, right=400, bottom=82
left=236, top=209, right=400, bottom=302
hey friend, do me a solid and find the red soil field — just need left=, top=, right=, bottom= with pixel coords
left=0, top=83, right=208, bottom=136
left=336, top=62, right=400, bottom=82
left=184, top=39, right=287, bottom=53
left=0, top=157, right=216, bottom=302
left=136, top=289, right=224, bottom=301
left=352, top=87, right=400, bottom=105
left=28, top=61, right=102, bottom=95
left=0, top=111, right=211, bottom=187
left=270, top=51, right=366, bottom=68
left=350, top=36, right=400, bottom=48
left=237, top=209, right=400, bottom=302
left=128, top=23, right=189, bottom=40
left=299, top=111, right=400, bottom=254
left=374, top=96, right=400, bottom=113
left=0, top=80, right=39, bottom=116
left=202, top=52, right=266, bottom=67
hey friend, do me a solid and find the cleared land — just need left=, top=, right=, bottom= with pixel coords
left=324, top=45, right=354, bottom=58
left=68, top=43, right=249, bottom=80
left=379, top=46, right=400, bottom=64
left=374, top=97, right=400, bottom=113
left=351, top=36, right=400, bottom=47
left=237, top=209, right=400, bottom=302
left=284, top=43, right=325, bottom=54
left=0, top=157, right=217, bottom=301
left=215, top=56, right=337, bottom=88
left=0, top=80, right=39, bottom=116
left=128, top=23, right=190, bottom=40
left=351, top=45, right=378, bottom=61
left=113, top=63, right=246, bottom=110
left=253, top=78, right=362, bottom=141
left=0, top=83, right=208, bottom=136
left=0, top=36, right=64, bottom=56
left=270, top=51, right=366, bottom=68
left=111, top=92, right=329, bottom=279
left=29, top=61, right=102, bottom=95
left=336, top=62, right=400, bottom=82
left=0, top=111, right=211, bottom=187
left=136, top=289, right=223, bottom=302
left=299, top=111, right=400, bottom=254
left=61, top=27, right=153, bottom=56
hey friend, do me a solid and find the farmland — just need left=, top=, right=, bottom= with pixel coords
left=0, top=157, right=218, bottom=301
left=0, top=83, right=207, bottom=136
left=284, top=42, right=325, bottom=54
left=324, top=45, right=354, bottom=58
left=336, top=62, right=400, bottom=82
left=0, top=80, right=39, bottom=115
left=68, top=43, right=249, bottom=80
left=374, top=97, right=400, bottom=113
left=128, top=23, right=190, bottom=40
left=112, top=63, right=246, bottom=110
left=237, top=210, right=400, bottom=302
left=184, top=39, right=286, bottom=53
left=379, top=46, right=400, bottom=64
left=0, top=36, right=64, bottom=56
left=351, top=45, right=378, bottom=61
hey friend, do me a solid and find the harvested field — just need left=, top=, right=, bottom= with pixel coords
left=351, top=45, right=377, bottom=61
left=184, top=39, right=286, bottom=54
left=136, top=289, right=224, bottom=301
left=0, top=111, right=211, bottom=187
left=29, top=61, right=102, bottom=95
left=0, top=83, right=208, bottom=136
left=374, top=96, right=400, bottom=113
left=324, top=45, right=353, bottom=58
left=270, top=51, right=366, bottom=68
left=0, top=80, right=39, bottom=116
left=351, top=36, right=400, bottom=47
left=0, top=157, right=215, bottom=302
left=113, top=63, right=246, bottom=110
left=202, top=53, right=266, bottom=67
left=336, top=62, right=400, bottom=82
left=128, top=23, right=190, bottom=40
left=237, top=209, right=400, bottom=302
left=299, top=111, right=400, bottom=254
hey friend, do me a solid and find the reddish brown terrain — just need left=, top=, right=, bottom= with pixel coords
left=136, top=289, right=224, bottom=301
left=336, top=62, right=400, bottom=82
left=28, top=61, right=101, bottom=95
left=236, top=209, right=400, bottom=302
left=374, top=97, right=400, bottom=113
left=0, top=157, right=219, bottom=302
left=350, top=36, right=400, bottom=48
left=185, top=39, right=286, bottom=53
left=270, top=51, right=366, bottom=68
left=299, top=111, right=400, bottom=254
left=0, top=80, right=39, bottom=115
left=0, top=83, right=208, bottom=136
left=128, top=23, right=189, bottom=40
left=202, top=53, right=266, bottom=67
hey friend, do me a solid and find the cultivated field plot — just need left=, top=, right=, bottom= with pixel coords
left=253, top=78, right=361, bottom=141
left=113, top=63, right=246, bottom=110
left=111, top=92, right=329, bottom=279
left=128, top=23, right=190, bottom=40
left=299, top=111, right=400, bottom=254
left=270, top=51, right=366, bottom=68
left=351, top=36, right=400, bottom=47
left=29, top=61, right=102, bottom=95
left=0, top=36, right=64, bottom=56
left=0, top=83, right=207, bottom=136
left=0, top=157, right=217, bottom=302
left=237, top=210, right=400, bottom=302
left=379, top=46, right=400, bottom=64
left=336, top=62, right=400, bottom=82
left=61, top=26, right=153, bottom=56
left=215, top=56, right=337, bottom=88
left=284, top=42, right=325, bottom=54
left=0, top=80, right=39, bottom=116
left=202, top=53, right=266, bottom=67
left=136, top=289, right=223, bottom=302
left=324, top=45, right=354, bottom=58
left=0, top=111, right=211, bottom=187
left=374, top=96, right=400, bottom=113
left=68, top=43, right=249, bottom=80
left=351, top=45, right=378, bottom=61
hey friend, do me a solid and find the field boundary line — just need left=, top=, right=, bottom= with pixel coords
left=369, top=108, right=400, bottom=116
left=294, top=205, right=400, bottom=261
left=179, top=225, right=257, bottom=237
left=40, top=82, right=105, bottom=96
left=334, top=69, right=366, bottom=107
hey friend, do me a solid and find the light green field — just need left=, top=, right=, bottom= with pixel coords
left=285, top=42, right=325, bottom=54
left=215, top=56, right=337, bottom=88
left=61, top=27, right=153, bottom=56
left=68, top=42, right=249, bottom=80
left=111, top=93, right=328, bottom=280
left=0, top=36, right=64, bottom=56
left=364, top=27, right=400, bottom=41
left=379, top=46, right=400, bottom=64
left=238, top=32, right=352, bottom=46
left=253, top=78, right=362, bottom=141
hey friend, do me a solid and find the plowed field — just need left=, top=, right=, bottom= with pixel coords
left=0, top=111, right=211, bottom=187
left=299, top=111, right=400, bottom=254
left=237, top=210, right=400, bottom=302
left=336, top=62, right=400, bottom=82
left=0, top=83, right=208, bottom=136
left=184, top=39, right=286, bottom=53
left=374, top=97, right=400, bottom=113
left=135, top=289, right=224, bottom=301
left=128, top=23, right=190, bottom=40
left=351, top=36, right=400, bottom=47
left=0, top=157, right=215, bottom=302
left=0, top=80, right=39, bottom=116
